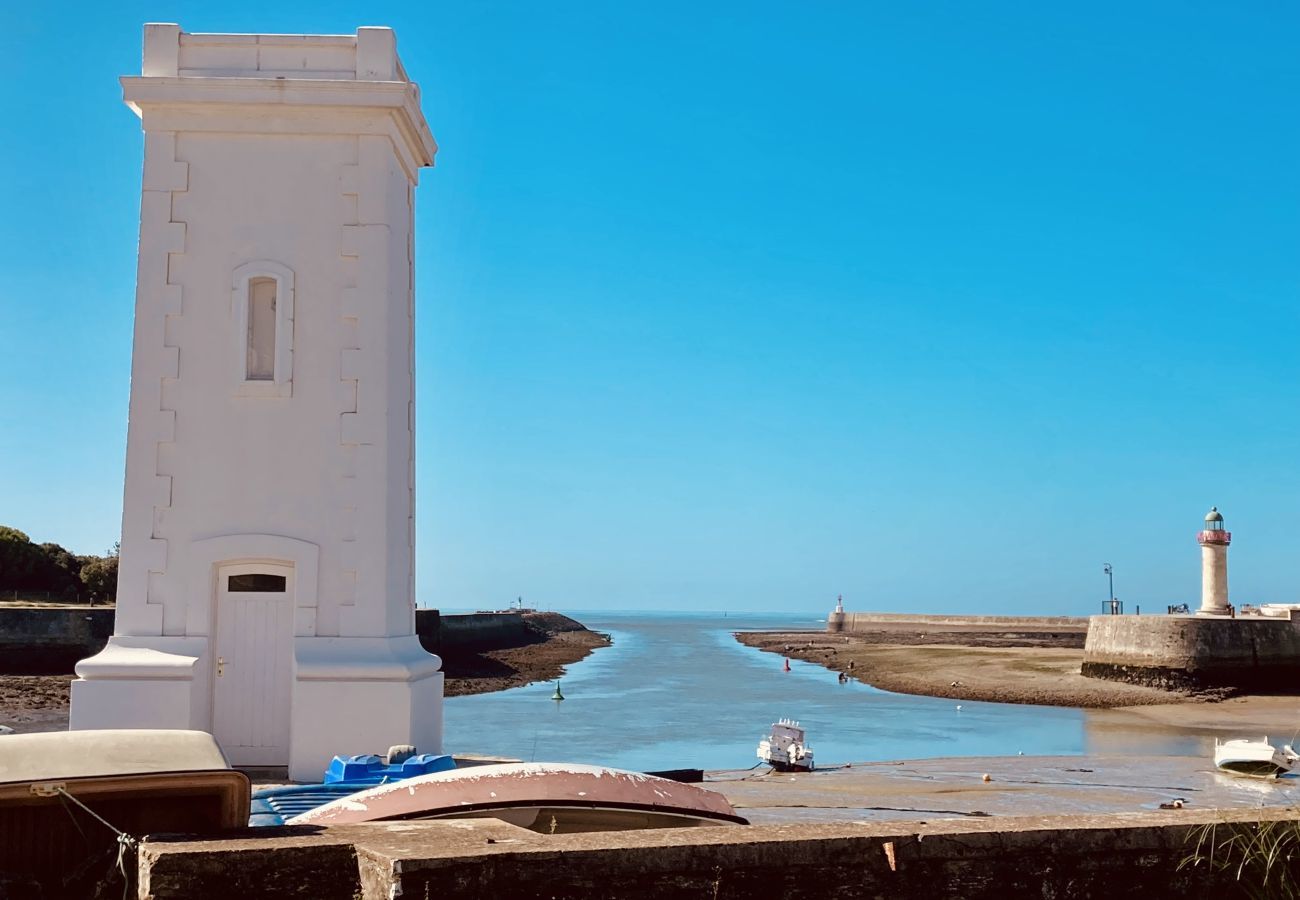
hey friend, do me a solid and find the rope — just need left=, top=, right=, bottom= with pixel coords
left=706, top=762, right=773, bottom=782
left=54, top=787, right=138, bottom=849
left=54, top=786, right=138, bottom=900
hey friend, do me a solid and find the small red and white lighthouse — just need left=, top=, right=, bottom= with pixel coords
left=1197, top=507, right=1231, bottom=615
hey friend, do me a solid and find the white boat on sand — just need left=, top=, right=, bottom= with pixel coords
left=757, top=719, right=814, bottom=772
left=1214, top=737, right=1298, bottom=779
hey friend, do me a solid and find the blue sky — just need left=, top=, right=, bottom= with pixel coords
left=1, top=2, right=1296, bottom=614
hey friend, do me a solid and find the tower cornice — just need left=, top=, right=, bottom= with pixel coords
left=122, top=76, right=437, bottom=181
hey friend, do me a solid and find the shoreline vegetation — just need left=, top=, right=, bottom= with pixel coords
left=0, top=610, right=610, bottom=732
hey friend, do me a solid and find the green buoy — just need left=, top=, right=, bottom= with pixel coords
left=551, top=680, right=565, bottom=701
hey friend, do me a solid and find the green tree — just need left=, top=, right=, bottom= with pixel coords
left=0, top=526, right=46, bottom=589
left=80, top=555, right=119, bottom=603
left=37, top=542, right=82, bottom=594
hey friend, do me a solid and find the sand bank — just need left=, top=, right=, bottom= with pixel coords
left=736, top=630, right=1300, bottom=737
left=735, top=631, right=1184, bottom=707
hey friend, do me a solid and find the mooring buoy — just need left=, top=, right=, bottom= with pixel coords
left=551, top=681, right=565, bottom=701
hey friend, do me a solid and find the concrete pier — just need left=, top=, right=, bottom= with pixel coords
left=137, top=805, right=1300, bottom=898
left=1082, top=613, right=1300, bottom=690
left=827, top=612, right=1088, bottom=635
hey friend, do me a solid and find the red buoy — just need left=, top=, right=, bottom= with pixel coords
left=783, top=658, right=791, bottom=672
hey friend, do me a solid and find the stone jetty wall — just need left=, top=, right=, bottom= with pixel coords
left=0, top=607, right=114, bottom=674
left=137, top=807, right=1291, bottom=899
left=0, top=607, right=533, bottom=673
left=1082, top=613, right=1300, bottom=690
left=415, top=610, right=534, bottom=654
left=828, top=611, right=1089, bottom=634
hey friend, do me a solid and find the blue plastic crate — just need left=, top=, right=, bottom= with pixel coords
left=250, top=754, right=457, bottom=826
left=323, top=753, right=455, bottom=785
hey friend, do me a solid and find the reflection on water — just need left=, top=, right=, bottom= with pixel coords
left=444, top=611, right=1185, bottom=772
left=1082, top=714, right=1208, bottom=759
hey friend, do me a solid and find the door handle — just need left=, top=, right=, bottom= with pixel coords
left=217, top=657, right=225, bottom=677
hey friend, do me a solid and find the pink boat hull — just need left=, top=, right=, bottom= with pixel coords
left=290, top=762, right=748, bottom=831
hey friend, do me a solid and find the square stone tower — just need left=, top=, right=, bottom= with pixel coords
left=71, top=24, right=443, bottom=780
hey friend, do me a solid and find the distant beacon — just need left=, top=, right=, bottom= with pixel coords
left=828, top=594, right=846, bottom=633
left=1197, top=507, right=1231, bottom=615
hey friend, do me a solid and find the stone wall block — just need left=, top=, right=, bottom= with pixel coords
left=141, top=23, right=181, bottom=77
left=143, top=132, right=189, bottom=192
left=355, top=27, right=397, bottom=81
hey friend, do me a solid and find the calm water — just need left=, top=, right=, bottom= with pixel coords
left=442, top=612, right=1202, bottom=771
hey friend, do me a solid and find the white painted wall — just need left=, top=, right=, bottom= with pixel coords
left=72, top=23, right=444, bottom=780
left=1200, top=543, right=1229, bottom=614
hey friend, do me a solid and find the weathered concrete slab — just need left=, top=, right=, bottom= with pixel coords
left=710, top=754, right=1296, bottom=824
left=138, top=808, right=1299, bottom=899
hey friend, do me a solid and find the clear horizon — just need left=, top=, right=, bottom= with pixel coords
left=2, top=2, right=1297, bottom=616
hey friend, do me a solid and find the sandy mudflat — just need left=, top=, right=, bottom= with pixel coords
left=0, top=675, right=73, bottom=732
left=709, top=754, right=1300, bottom=824
left=736, top=630, right=1300, bottom=736
left=736, top=631, right=1184, bottom=708
left=1090, top=694, right=1300, bottom=736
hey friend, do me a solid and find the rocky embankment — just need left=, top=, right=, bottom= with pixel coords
left=0, top=611, right=610, bottom=731
left=441, top=611, right=611, bottom=697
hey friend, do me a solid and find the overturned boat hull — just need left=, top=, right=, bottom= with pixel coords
left=289, top=762, right=748, bottom=831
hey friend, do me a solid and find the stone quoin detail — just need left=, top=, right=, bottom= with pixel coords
left=70, top=23, right=443, bottom=780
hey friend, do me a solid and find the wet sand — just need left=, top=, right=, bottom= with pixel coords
left=736, top=631, right=1185, bottom=707
left=736, top=631, right=1300, bottom=740
left=708, top=754, right=1300, bottom=824
left=1091, top=694, right=1300, bottom=738
left=0, top=675, right=71, bottom=733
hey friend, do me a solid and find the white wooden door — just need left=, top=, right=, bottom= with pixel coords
left=213, top=563, right=294, bottom=766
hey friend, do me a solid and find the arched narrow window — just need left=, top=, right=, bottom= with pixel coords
left=246, top=276, right=277, bottom=381
left=232, top=261, right=294, bottom=397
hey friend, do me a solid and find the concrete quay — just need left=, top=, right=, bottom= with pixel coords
left=139, top=805, right=1296, bottom=899
left=828, top=611, right=1089, bottom=635
left=136, top=754, right=1300, bottom=897
left=1083, top=613, right=1300, bottom=691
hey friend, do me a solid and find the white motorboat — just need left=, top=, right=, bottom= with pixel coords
left=1214, top=737, right=1298, bottom=779
left=1258, top=604, right=1300, bottom=619
left=757, top=718, right=814, bottom=772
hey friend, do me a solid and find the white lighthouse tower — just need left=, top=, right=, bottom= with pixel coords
left=1197, top=507, right=1231, bottom=615
left=70, top=24, right=443, bottom=779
